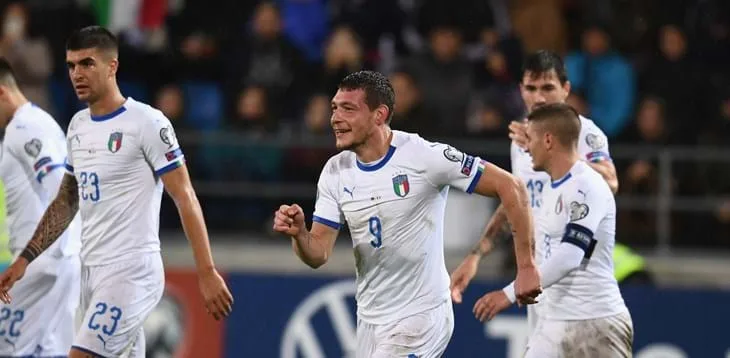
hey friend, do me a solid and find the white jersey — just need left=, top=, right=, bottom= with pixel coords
left=314, top=130, right=486, bottom=325
left=65, top=98, right=184, bottom=265
left=540, top=160, right=627, bottom=320
left=0, top=102, right=81, bottom=257
left=510, top=115, right=610, bottom=264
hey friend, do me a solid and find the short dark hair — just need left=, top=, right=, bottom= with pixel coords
left=0, top=58, right=18, bottom=87
left=527, top=102, right=581, bottom=147
left=522, top=50, right=568, bottom=84
left=339, top=70, right=395, bottom=124
left=66, top=26, right=118, bottom=55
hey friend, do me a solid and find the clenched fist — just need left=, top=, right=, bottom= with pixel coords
left=273, top=204, right=306, bottom=237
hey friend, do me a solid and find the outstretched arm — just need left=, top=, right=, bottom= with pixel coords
left=19, top=173, right=79, bottom=263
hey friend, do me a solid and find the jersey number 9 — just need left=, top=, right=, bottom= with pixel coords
left=369, top=216, right=383, bottom=248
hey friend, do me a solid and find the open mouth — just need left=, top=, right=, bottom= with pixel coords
left=333, top=129, right=351, bottom=136
left=75, top=84, right=89, bottom=92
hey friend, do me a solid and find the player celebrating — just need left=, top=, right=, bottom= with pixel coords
left=0, top=26, right=233, bottom=358
left=0, top=58, right=81, bottom=357
left=474, top=103, right=633, bottom=357
left=449, top=50, right=618, bottom=336
left=272, top=70, right=541, bottom=357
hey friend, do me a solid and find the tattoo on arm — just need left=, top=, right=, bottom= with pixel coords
left=19, top=174, right=79, bottom=263
left=470, top=205, right=513, bottom=258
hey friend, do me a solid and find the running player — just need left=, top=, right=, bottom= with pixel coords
left=273, top=70, right=541, bottom=357
left=449, top=50, right=618, bottom=337
left=472, top=103, right=632, bottom=357
left=0, top=26, right=233, bottom=358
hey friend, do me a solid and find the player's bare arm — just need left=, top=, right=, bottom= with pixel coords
left=588, top=160, right=619, bottom=194
left=0, top=173, right=78, bottom=303
left=21, top=173, right=79, bottom=262
left=273, top=205, right=339, bottom=269
left=450, top=205, right=510, bottom=303
left=471, top=163, right=534, bottom=267
left=161, top=164, right=233, bottom=320
left=470, top=162, right=541, bottom=303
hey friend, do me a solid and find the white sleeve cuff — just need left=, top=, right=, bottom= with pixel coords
left=502, top=281, right=516, bottom=303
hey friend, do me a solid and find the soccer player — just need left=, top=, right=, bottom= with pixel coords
left=0, top=58, right=82, bottom=357
left=473, top=103, right=633, bottom=357
left=272, top=70, right=541, bottom=357
left=0, top=26, right=233, bottom=358
left=449, top=50, right=618, bottom=336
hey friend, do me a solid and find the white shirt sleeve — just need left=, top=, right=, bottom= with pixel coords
left=421, top=139, right=486, bottom=194
left=140, top=113, right=185, bottom=176
left=312, top=161, right=344, bottom=230
left=7, top=125, right=67, bottom=184
left=503, top=178, right=609, bottom=302
left=579, top=125, right=611, bottom=163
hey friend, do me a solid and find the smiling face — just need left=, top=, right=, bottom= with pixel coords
left=66, top=47, right=118, bottom=104
left=330, top=88, right=382, bottom=151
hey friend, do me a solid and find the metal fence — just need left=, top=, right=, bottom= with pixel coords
left=175, top=131, right=730, bottom=252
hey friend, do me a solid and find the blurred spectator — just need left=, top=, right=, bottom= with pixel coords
left=285, top=93, right=335, bottom=183
left=302, top=93, right=330, bottom=135
left=155, top=84, right=185, bottom=125
left=164, top=0, right=228, bottom=83
left=0, top=2, right=53, bottom=112
left=510, top=0, right=567, bottom=53
left=228, top=1, right=309, bottom=120
left=316, top=26, right=365, bottom=96
left=232, top=86, right=277, bottom=135
left=639, top=24, right=706, bottom=143
left=468, top=38, right=525, bottom=137
left=566, top=25, right=635, bottom=138
left=388, top=70, right=438, bottom=136
left=416, top=0, right=494, bottom=43
left=402, top=26, right=473, bottom=136
left=330, top=0, right=410, bottom=65
left=617, top=96, right=672, bottom=245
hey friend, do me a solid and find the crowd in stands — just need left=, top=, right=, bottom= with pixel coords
left=2, top=0, right=729, bottom=247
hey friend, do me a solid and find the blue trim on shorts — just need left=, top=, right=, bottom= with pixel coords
left=71, top=345, right=109, bottom=358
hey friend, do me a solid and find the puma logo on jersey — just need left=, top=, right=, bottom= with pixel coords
left=343, top=186, right=355, bottom=198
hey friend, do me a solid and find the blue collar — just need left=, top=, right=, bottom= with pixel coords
left=551, top=172, right=572, bottom=188
left=356, top=145, right=396, bottom=172
left=91, top=103, right=127, bottom=122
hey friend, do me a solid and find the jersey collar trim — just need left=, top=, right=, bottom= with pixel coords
left=90, top=103, right=127, bottom=122
left=356, top=145, right=396, bottom=172
left=550, top=172, right=572, bottom=188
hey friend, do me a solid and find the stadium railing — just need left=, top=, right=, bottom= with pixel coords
left=175, top=131, right=730, bottom=254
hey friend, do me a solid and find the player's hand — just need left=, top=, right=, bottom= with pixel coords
left=473, top=290, right=512, bottom=322
left=198, top=268, right=234, bottom=320
left=0, top=258, right=28, bottom=304
left=515, top=264, right=542, bottom=306
left=273, top=204, right=306, bottom=237
left=508, top=121, right=528, bottom=149
left=450, top=255, right=480, bottom=304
